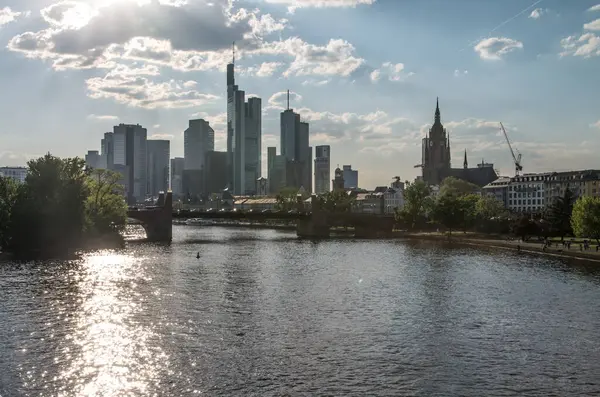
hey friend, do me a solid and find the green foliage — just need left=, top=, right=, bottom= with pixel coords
left=571, top=196, right=600, bottom=241
left=86, top=169, right=128, bottom=235
left=511, top=215, right=539, bottom=241
left=398, top=180, right=432, bottom=229
left=275, top=187, right=300, bottom=211
left=439, top=177, right=480, bottom=197
left=475, top=195, right=506, bottom=219
left=430, top=193, right=476, bottom=235
left=545, top=188, right=574, bottom=240
left=317, top=190, right=354, bottom=213
left=0, top=177, right=19, bottom=248
left=2, top=154, right=127, bottom=258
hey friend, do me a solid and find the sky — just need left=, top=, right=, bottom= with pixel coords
left=0, top=0, right=599, bottom=189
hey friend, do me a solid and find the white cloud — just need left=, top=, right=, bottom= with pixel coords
left=591, top=120, right=600, bottom=129
left=370, top=62, right=413, bottom=83
left=149, top=133, right=175, bottom=140
left=153, top=124, right=161, bottom=128
left=244, top=62, right=284, bottom=77
left=588, top=4, right=600, bottom=12
left=85, top=64, right=219, bottom=109
left=474, top=37, right=523, bottom=60
left=584, top=18, right=600, bottom=31
left=528, top=8, right=547, bottom=19
left=87, top=114, right=119, bottom=121
left=0, top=6, right=23, bottom=26
left=267, top=90, right=303, bottom=111
left=560, top=33, right=600, bottom=58
left=265, top=0, right=375, bottom=14
left=453, top=69, right=468, bottom=77
left=301, top=79, right=330, bottom=86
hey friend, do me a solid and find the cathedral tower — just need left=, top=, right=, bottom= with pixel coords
left=421, top=98, right=451, bottom=185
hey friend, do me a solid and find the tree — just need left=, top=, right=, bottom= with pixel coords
left=430, top=193, right=465, bottom=236
left=397, top=180, right=431, bottom=229
left=0, top=177, right=19, bottom=249
left=8, top=154, right=90, bottom=257
left=571, top=196, right=600, bottom=243
left=460, top=194, right=480, bottom=232
left=475, top=195, right=506, bottom=220
left=546, top=188, right=574, bottom=240
left=317, top=190, right=354, bottom=213
left=511, top=215, right=539, bottom=242
left=275, top=187, right=300, bottom=211
left=86, top=169, right=128, bottom=235
left=439, top=177, right=480, bottom=197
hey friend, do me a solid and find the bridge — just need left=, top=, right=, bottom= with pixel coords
left=128, top=192, right=395, bottom=242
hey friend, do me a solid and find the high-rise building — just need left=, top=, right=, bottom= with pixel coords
left=244, top=97, right=262, bottom=195
left=113, top=123, right=147, bottom=204
left=100, top=132, right=114, bottom=170
left=147, top=140, right=170, bottom=197
left=85, top=150, right=100, bottom=169
left=184, top=119, right=214, bottom=171
left=204, top=151, right=228, bottom=195
left=279, top=91, right=312, bottom=192
left=267, top=146, right=288, bottom=195
left=226, top=48, right=262, bottom=195
left=314, top=145, right=331, bottom=194
left=170, top=157, right=185, bottom=197
left=332, top=167, right=345, bottom=192
left=343, top=165, right=358, bottom=189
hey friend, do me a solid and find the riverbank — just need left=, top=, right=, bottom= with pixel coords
left=400, top=232, right=600, bottom=263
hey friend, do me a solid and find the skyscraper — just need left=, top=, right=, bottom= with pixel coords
left=170, top=157, right=185, bottom=197
left=184, top=119, right=214, bottom=171
left=85, top=150, right=100, bottom=169
left=100, top=132, right=114, bottom=170
left=314, top=145, right=331, bottom=194
left=342, top=165, right=358, bottom=189
left=147, top=139, right=170, bottom=197
left=113, top=123, right=147, bottom=204
left=279, top=91, right=312, bottom=193
left=226, top=45, right=262, bottom=195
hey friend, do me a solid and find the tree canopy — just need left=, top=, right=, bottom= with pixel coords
left=0, top=154, right=127, bottom=258
left=571, top=196, right=600, bottom=242
left=396, top=180, right=432, bottom=229
left=546, top=188, right=574, bottom=240
left=439, top=177, right=480, bottom=197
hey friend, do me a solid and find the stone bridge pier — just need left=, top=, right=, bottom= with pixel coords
left=128, top=192, right=173, bottom=242
left=296, top=195, right=330, bottom=238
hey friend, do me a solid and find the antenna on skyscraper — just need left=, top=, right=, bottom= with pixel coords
left=287, top=89, right=290, bottom=110
left=232, top=41, right=235, bottom=65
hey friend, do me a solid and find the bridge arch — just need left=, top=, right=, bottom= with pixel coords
left=127, top=192, right=173, bottom=242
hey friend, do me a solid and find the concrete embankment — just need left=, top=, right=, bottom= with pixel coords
left=399, top=233, right=600, bottom=264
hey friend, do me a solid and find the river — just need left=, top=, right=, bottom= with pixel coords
left=1, top=225, right=600, bottom=396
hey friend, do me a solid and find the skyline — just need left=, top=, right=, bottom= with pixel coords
left=1, top=0, right=600, bottom=189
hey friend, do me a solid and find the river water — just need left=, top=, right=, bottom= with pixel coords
left=1, top=226, right=600, bottom=396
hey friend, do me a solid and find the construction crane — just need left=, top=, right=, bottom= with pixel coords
left=500, top=122, right=523, bottom=176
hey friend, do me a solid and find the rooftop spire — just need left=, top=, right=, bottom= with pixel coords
left=464, top=149, right=468, bottom=169
left=287, top=89, right=290, bottom=110
left=435, top=97, right=441, bottom=123
left=232, top=41, right=235, bottom=65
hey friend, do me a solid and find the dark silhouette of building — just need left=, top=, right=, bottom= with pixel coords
left=204, top=150, right=228, bottom=195
left=421, top=99, right=498, bottom=187
left=332, top=166, right=345, bottom=191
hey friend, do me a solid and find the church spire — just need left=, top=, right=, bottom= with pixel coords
left=435, top=97, right=440, bottom=123
left=464, top=149, right=468, bottom=169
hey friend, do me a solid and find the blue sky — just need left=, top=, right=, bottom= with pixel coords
left=1, top=0, right=599, bottom=188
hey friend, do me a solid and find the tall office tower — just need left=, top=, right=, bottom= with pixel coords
left=226, top=46, right=262, bottom=195
left=147, top=139, right=170, bottom=197
left=113, top=123, right=147, bottom=204
left=184, top=119, right=214, bottom=171
left=244, top=97, right=262, bottom=195
left=279, top=91, right=311, bottom=192
left=170, top=157, right=185, bottom=197
left=267, top=146, right=287, bottom=195
left=85, top=150, right=100, bottom=169
left=100, top=132, right=114, bottom=170
left=204, top=151, right=228, bottom=195
left=314, top=145, right=331, bottom=194
left=342, top=165, right=358, bottom=189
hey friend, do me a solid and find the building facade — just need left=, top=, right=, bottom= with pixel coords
left=314, top=145, right=331, bottom=194
left=100, top=132, right=114, bottom=170
left=113, top=123, right=147, bottom=204
left=279, top=101, right=312, bottom=192
left=170, top=157, right=185, bottom=197
left=267, top=146, right=288, bottom=195
left=421, top=99, right=498, bottom=187
left=85, top=150, right=100, bottom=169
left=244, top=97, right=262, bottom=194
left=0, top=167, right=27, bottom=183
left=332, top=167, right=345, bottom=191
left=204, top=151, right=228, bottom=195
left=184, top=119, right=214, bottom=171
left=147, top=139, right=170, bottom=197
left=342, top=165, right=358, bottom=189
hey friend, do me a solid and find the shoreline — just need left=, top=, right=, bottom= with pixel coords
left=399, top=233, right=600, bottom=264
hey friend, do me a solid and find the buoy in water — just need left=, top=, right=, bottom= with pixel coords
left=196, top=252, right=200, bottom=259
